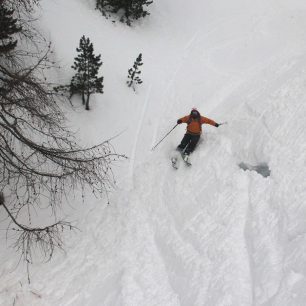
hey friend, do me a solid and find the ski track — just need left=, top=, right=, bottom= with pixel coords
left=151, top=30, right=202, bottom=150
left=128, top=84, right=152, bottom=187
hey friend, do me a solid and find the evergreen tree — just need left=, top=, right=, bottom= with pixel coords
left=0, top=3, right=22, bottom=53
left=96, top=0, right=153, bottom=26
left=70, top=35, right=104, bottom=110
left=127, top=53, right=143, bottom=91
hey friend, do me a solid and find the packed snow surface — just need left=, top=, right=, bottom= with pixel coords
left=1, top=0, right=306, bottom=305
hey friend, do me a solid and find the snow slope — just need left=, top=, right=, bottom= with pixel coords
left=1, top=0, right=306, bottom=305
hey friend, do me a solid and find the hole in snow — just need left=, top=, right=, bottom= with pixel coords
left=239, top=162, right=270, bottom=178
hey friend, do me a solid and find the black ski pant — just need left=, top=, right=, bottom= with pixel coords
left=177, top=133, right=200, bottom=155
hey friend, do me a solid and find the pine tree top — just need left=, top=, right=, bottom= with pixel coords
left=71, top=35, right=102, bottom=72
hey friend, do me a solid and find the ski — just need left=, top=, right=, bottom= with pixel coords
left=171, top=156, right=179, bottom=169
left=171, top=149, right=191, bottom=169
left=180, top=152, right=192, bottom=166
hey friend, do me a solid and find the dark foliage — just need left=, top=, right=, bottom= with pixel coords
left=127, top=53, right=143, bottom=91
left=0, top=2, right=22, bottom=53
left=96, top=0, right=153, bottom=26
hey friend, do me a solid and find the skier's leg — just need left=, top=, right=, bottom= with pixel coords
left=177, top=134, right=192, bottom=151
left=185, top=135, right=200, bottom=154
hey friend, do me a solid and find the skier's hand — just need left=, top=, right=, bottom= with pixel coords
left=215, top=123, right=220, bottom=127
left=177, top=119, right=183, bottom=124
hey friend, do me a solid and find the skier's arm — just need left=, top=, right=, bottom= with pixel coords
left=201, top=116, right=219, bottom=127
left=177, top=115, right=189, bottom=124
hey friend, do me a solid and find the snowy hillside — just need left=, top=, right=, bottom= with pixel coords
left=1, top=0, right=306, bottom=305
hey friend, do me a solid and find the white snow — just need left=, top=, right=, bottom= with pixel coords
left=1, top=0, right=306, bottom=305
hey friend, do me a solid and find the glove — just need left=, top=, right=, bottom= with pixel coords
left=177, top=119, right=183, bottom=124
left=215, top=123, right=220, bottom=127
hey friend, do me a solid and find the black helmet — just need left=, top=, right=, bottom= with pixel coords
left=190, top=108, right=200, bottom=119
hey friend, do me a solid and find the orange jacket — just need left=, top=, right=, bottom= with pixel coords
left=179, top=115, right=217, bottom=135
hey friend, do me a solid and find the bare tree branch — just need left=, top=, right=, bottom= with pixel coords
left=0, top=0, right=127, bottom=263
left=1, top=194, right=76, bottom=263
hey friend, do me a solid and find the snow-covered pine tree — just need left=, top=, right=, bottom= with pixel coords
left=70, top=35, right=104, bottom=110
left=0, top=3, right=22, bottom=53
left=96, top=0, right=153, bottom=26
left=127, top=53, right=143, bottom=91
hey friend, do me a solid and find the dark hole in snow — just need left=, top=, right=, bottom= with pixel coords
left=239, top=162, right=270, bottom=178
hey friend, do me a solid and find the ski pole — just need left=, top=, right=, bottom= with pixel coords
left=151, top=124, right=178, bottom=151
left=218, top=121, right=228, bottom=126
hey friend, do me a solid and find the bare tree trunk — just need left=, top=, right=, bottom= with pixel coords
left=85, top=93, right=90, bottom=110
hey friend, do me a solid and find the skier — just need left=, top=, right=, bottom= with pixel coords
left=176, top=108, right=220, bottom=161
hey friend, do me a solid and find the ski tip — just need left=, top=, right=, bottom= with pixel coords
left=171, top=157, right=178, bottom=169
